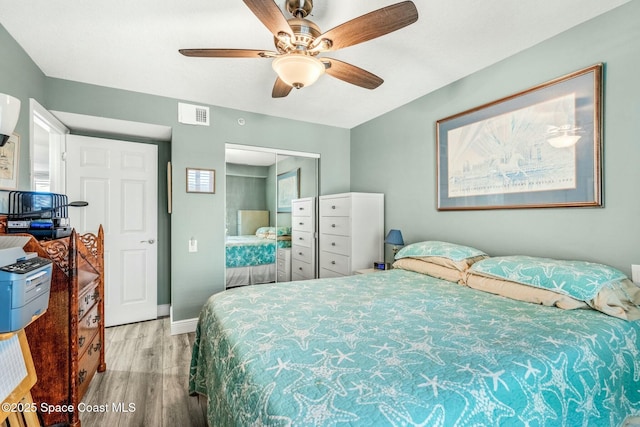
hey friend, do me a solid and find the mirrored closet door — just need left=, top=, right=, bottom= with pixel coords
left=225, top=144, right=319, bottom=289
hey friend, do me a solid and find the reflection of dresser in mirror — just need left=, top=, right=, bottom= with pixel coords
left=20, top=226, right=105, bottom=427
left=291, top=197, right=317, bottom=281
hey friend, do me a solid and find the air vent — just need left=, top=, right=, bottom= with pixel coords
left=178, top=102, right=210, bottom=126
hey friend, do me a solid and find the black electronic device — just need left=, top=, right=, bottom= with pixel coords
left=373, top=261, right=389, bottom=270
left=5, top=191, right=88, bottom=240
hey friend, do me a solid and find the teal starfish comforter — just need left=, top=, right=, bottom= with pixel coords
left=189, top=269, right=640, bottom=426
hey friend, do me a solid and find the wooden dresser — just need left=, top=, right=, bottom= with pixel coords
left=21, top=226, right=106, bottom=427
left=291, top=197, right=317, bottom=280
left=319, top=193, right=384, bottom=278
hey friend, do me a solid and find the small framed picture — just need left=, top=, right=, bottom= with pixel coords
left=186, top=168, right=215, bottom=193
left=0, top=132, right=20, bottom=190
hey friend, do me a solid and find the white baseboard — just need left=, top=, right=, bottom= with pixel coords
left=157, top=304, right=170, bottom=317
left=169, top=306, right=198, bottom=335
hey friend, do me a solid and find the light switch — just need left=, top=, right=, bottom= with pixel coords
left=189, top=238, right=198, bottom=253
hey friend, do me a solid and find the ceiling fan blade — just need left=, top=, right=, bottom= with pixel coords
left=323, top=59, right=383, bottom=90
left=311, top=1, right=418, bottom=51
left=243, top=0, right=294, bottom=38
left=179, top=49, right=277, bottom=58
left=272, top=77, right=293, bottom=98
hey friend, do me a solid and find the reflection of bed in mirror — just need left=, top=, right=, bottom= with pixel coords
left=226, top=210, right=291, bottom=288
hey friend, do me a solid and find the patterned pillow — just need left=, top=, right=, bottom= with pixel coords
left=255, top=227, right=271, bottom=238
left=396, top=241, right=487, bottom=262
left=469, top=256, right=628, bottom=301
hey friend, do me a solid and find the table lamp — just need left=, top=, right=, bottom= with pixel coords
left=385, top=229, right=404, bottom=264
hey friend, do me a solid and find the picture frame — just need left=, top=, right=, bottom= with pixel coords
left=436, top=64, right=602, bottom=211
left=186, top=167, right=215, bottom=193
left=0, top=132, right=20, bottom=190
left=277, top=168, right=300, bottom=213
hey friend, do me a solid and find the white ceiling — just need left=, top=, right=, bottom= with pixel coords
left=0, top=0, right=629, bottom=129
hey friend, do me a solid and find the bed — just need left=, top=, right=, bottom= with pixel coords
left=225, top=232, right=292, bottom=287
left=226, top=210, right=292, bottom=287
left=193, top=241, right=640, bottom=426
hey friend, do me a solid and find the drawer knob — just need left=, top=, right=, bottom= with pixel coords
left=299, top=222, right=304, bottom=225
left=331, top=261, right=336, bottom=265
left=331, top=205, right=336, bottom=209
left=298, top=252, right=303, bottom=256
left=331, top=242, right=336, bottom=246
left=299, top=267, right=303, bottom=271
left=331, top=224, right=336, bottom=228
left=299, top=237, right=304, bottom=241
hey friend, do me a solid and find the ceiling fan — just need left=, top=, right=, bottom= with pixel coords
left=179, top=0, right=419, bottom=98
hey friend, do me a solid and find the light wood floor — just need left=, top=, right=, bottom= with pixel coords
left=80, top=318, right=207, bottom=427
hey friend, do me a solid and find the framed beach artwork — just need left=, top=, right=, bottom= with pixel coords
left=0, top=133, right=20, bottom=190
left=277, top=168, right=300, bottom=213
left=436, top=64, right=602, bottom=210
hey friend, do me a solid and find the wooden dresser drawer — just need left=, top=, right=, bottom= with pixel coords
left=319, top=267, right=345, bottom=278
left=292, top=199, right=313, bottom=216
left=320, top=216, right=350, bottom=236
left=320, top=196, right=351, bottom=217
left=78, top=304, right=101, bottom=357
left=292, top=245, right=313, bottom=263
left=319, top=234, right=350, bottom=256
left=292, top=230, right=313, bottom=248
left=78, top=332, right=102, bottom=399
left=78, top=283, right=99, bottom=319
left=292, top=258, right=314, bottom=278
left=292, top=216, right=314, bottom=232
left=319, top=251, right=350, bottom=275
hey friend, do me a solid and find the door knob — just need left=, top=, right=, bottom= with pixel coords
left=141, top=239, right=156, bottom=244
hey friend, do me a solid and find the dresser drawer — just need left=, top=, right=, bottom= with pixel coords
left=320, top=197, right=351, bottom=217
left=320, top=216, right=350, bottom=236
left=292, top=272, right=309, bottom=281
left=78, top=283, right=99, bottom=319
left=277, top=269, right=291, bottom=282
left=319, top=251, right=350, bottom=275
left=292, top=215, right=314, bottom=232
left=320, top=234, right=350, bottom=256
left=78, top=332, right=102, bottom=400
left=292, top=199, right=313, bottom=216
left=319, top=267, right=345, bottom=278
left=292, top=258, right=314, bottom=278
left=292, top=231, right=313, bottom=248
left=277, top=248, right=290, bottom=262
left=78, top=304, right=100, bottom=357
left=292, top=245, right=313, bottom=263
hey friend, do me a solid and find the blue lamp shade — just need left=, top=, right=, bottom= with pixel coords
left=385, top=229, right=404, bottom=246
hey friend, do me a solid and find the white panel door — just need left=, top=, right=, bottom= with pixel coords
left=66, top=135, right=158, bottom=327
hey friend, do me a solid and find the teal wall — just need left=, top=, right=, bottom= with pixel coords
left=226, top=175, right=268, bottom=235
left=351, top=1, right=640, bottom=276
left=0, top=24, right=350, bottom=322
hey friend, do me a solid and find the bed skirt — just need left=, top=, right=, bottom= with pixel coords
left=225, top=263, right=275, bottom=288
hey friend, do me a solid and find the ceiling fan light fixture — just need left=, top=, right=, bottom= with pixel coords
left=272, top=54, right=325, bottom=89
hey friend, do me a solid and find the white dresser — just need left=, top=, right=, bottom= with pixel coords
left=277, top=248, right=291, bottom=282
left=291, top=197, right=317, bottom=280
left=319, top=192, right=384, bottom=278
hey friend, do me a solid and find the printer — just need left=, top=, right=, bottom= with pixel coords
left=0, top=236, right=53, bottom=333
